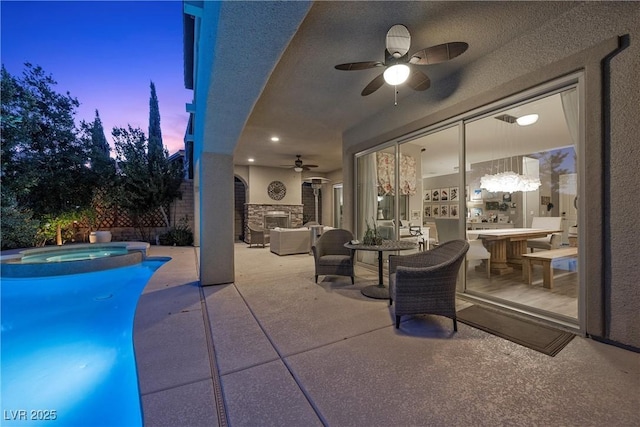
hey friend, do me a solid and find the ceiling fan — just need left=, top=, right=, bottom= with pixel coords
left=282, top=155, right=318, bottom=172
left=335, top=24, right=468, bottom=97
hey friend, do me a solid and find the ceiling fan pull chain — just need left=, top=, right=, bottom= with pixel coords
left=394, top=86, right=398, bottom=106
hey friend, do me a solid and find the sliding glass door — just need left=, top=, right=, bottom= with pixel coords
left=464, top=87, right=579, bottom=322
left=354, top=76, right=582, bottom=326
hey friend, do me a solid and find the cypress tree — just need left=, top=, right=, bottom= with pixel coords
left=91, top=109, right=110, bottom=157
left=89, top=110, right=115, bottom=177
left=148, top=81, right=163, bottom=162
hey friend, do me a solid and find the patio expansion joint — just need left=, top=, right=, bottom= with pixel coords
left=233, top=283, right=330, bottom=427
left=199, top=282, right=229, bottom=427
left=139, top=376, right=215, bottom=397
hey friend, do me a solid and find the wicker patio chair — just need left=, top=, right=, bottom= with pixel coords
left=248, top=224, right=269, bottom=248
left=312, top=229, right=355, bottom=284
left=389, top=239, right=469, bottom=330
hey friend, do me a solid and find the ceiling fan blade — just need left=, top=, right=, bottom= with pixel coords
left=406, top=69, right=431, bottom=91
left=409, top=42, right=469, bottom=65
left=386, top=24, right=411, bottom=57
left=304, top=164, right=318, bottom=168
left=361, top=73, right=385, bottom=96
left=335, top=61, right=383, bottom=71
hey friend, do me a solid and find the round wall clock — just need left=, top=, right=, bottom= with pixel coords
left=267, top=180, right=286, bottom=200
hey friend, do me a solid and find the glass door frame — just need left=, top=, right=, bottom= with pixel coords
left=332, top=183, right=343, bottom=229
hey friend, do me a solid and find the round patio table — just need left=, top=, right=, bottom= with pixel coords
left=344, top=240, right=417, bottom=299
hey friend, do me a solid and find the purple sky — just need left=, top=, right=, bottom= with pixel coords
left=1, top=0, right=189, bottom=155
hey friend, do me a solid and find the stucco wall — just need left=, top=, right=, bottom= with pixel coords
left=342, top=2, right=639, bottom=348
left=246, top=165, right=302, bottom=205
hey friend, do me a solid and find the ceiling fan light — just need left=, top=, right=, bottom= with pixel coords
left=516, top=114, right=539, bottom=126
left=294, top=167, right=303, bottom=172
left=383, top=64, right=410, bottom=86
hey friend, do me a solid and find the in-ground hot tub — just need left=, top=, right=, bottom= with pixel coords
left=1, top=243, right=169, bottom=426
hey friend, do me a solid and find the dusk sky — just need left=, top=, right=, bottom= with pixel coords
left=1, top=0, right=190, bottom=155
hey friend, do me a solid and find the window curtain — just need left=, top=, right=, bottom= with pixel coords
left=376, top=152, right=417, bottom=196
left=560, top=88, right=579, bottom=213
left=561, top=88, right=578, bottom=149
left=358, top=153, right=378, bottom=264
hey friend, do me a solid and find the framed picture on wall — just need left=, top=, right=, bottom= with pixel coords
left=485, top=201, right=500, bottom=211
left=411, top=210, right=421, bottom=222
left=471, top=188, right=483, bottom=201
left=433, top=205, right=440, bottom=217
left=440, top=204, right=449, bottom=217
left=450, top=204, right=459, bottom=218
left=450, top=186, right=459, bottom=201
left=483, top=190, right=498, bottom=200
left=470, top=207, right=483, bottom=217
left=424, top=205, right=432, bottom=217
left=440, top=188, right=449, bottom=201
left=424, top=190, right=432, bottom=202
left=432, top=189, right=440, bottom=202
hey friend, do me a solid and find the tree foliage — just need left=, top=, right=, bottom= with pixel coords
left=79, top=109, right=115, bottom=179
left=113, top=125, right=182, bottom=231
left=78, top=110, right=118, bottom=230
left=1, top=64, right=184, bottom=248
left=1, top=63, right=94, bottom=218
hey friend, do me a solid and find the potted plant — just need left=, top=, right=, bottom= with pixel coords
left=363, top=218, right=383, bottom=246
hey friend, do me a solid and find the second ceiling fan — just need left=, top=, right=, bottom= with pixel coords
left=282, top=155, right=318, bottom=172
left=335, top=24, right=468, bottom=96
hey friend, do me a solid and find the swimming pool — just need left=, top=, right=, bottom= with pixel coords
left=1, top=244, right=169, bottom=426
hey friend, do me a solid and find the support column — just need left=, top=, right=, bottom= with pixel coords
left=199, top=152, right=234, bottom=285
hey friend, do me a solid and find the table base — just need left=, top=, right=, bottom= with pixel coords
left=361, top=284, right=389, bottom=299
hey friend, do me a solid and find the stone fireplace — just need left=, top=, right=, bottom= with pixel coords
left=244, top=204, right=303, bottom=244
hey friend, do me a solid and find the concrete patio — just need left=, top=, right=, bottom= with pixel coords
left=135, top=244, right=639, bottom=426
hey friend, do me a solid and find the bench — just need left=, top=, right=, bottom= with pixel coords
left=521, top=247, right=578, bottom=289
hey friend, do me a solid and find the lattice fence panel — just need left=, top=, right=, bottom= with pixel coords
left=77, top=205, right=169, bottom=229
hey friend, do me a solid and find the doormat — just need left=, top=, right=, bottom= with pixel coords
left=457, top=305, right=575, bottom=356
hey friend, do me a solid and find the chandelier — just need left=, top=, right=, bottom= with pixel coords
left=480, top=171, right=541, bottom=193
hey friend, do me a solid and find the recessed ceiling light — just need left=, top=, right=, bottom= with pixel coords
left=270, top=136, right=280, bottom=142
left=248, top=158, right=255, bottom=162
left=516, top=114, right=539, bottom=126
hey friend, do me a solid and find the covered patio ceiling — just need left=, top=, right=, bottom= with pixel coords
left=201, top=1, right=579, bottom=175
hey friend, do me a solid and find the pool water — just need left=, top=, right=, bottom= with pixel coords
left=1, top=256, right=169, bottom=426
left=20, top=247, right=129, bottom=263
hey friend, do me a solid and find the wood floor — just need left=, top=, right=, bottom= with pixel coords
left=464, top=260, right=578, bottom=319
left=358, top=255, right=578, bottom=320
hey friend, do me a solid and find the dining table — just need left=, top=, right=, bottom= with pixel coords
left=468, top=228, right=562, bottom=275
left=344, top=240, right=417, bottom=299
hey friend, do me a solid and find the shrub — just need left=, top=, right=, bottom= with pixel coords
left=35, top=213, right=80, bottom=247
left=158, top=217, right=193, bottom=246
left=0, top=197, right=40, bottom=249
